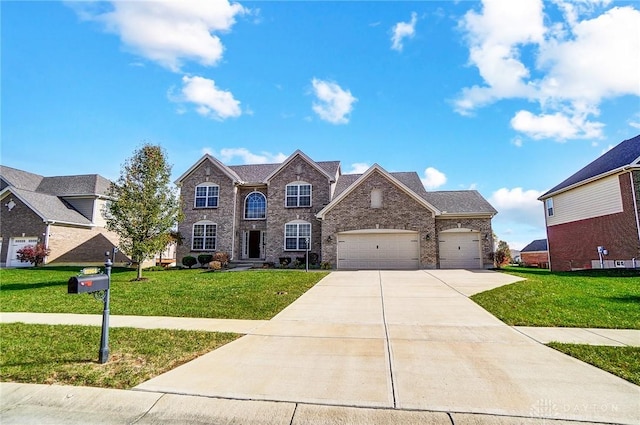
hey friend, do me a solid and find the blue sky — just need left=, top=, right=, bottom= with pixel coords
left=2, top=0, right=639, bottom=250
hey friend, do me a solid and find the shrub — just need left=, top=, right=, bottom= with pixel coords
left=279, top=257, right=291, bottom=268
left=145, top=265, right=166, bottom=272
left=181, top=256, right=197, bottom=269
left=213, top=252, right=229, bottom=266
left=197, top=254, right=213, bottom=267
left=320, top=261, right=332, bottom=270
left=16, top=243, right=50, bottom=267
left=209, top=260, right=222, bottom=270
left=308, top=252, right=319, bottom=265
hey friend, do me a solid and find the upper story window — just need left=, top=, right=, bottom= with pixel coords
left=245, top=191, right=266, bottom=219
left=286, top=182, right=311, bottom=207
left=546, top=198, right=554, bottom=217
left=284, top=221, right=311, bottom=251
left=195, top=184, right=219, bottom=208
left=192, top=221, right=216, bottom=251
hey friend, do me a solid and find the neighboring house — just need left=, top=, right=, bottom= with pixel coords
left=510, top=249, right=521, bottom=263
left=175, top=150, right=497, bottom=270
left=520, top=239, right=549, bottom=268
left=0, top=165, right=129, bottom=267
left=538, top=135, right=640, bottom=271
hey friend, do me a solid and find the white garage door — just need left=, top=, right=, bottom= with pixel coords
left=439, top=231, right=482, bottom=269
left=337, top=231, right=419, bottom=270
left=7, top=237, right=39, bottom=268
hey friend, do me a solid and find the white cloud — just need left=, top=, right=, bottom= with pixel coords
left=347, top=163, right=371, bottom=174
left=489, top=187, right=545, bottom=228
left=421, top=167, right=447, bottom=189
left=72, top=0, right=247, bottom=72
left=216, top=148, right=288, bottom=165
left=391, top=12, right=418, bottom=51
left=456, top=0, right=640, bottom=140
left=311, top=78, right=357, bottom=124
left=174, top=75, right=241, bottom=121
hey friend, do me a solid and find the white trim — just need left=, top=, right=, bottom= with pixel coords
left=174, top=154, right=241, bottom=186
left=316, top=164, right=441, bottom=219
left=194, top=183, right=220, bottom=209
left=284, top=221, right=311, bottom=251
left=285, top=182, right=312, bottom=208
left=244, top=190, right=267, bottom=220
left=191, top=220, right=217, bottom=251
left=264, top=150, right=335, bottom=183
left=539, top=165, right=640, bottom=200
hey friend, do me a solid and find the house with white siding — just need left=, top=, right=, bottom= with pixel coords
left=538, top=135, right=640, bottom=271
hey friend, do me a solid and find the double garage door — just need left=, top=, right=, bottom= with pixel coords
left=337, top=231, right=419, bottom=270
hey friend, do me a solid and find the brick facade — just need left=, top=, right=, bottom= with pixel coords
left=435, top=218, right=494, bottom=269
left=547, top=173, right=640, bottom=271
left=0, top=195, right=47, bottom=264
left=521, top=252, right=549, bottom=268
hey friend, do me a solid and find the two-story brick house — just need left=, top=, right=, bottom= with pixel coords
left=176, top=150, right=497, bottom=269
left=538, top=134, right=640, bottom=271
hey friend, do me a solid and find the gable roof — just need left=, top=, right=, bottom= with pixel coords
left=1, top=187, right=93, bottom=226
left=0, top=165, right=44, bottom=191
left=521, top=239, right=548, bottom=252
left=540, top=134, right=640, bottom=199
left=264, top=150, right=336, bottom=183
left=174, top=154, right=242, bottom=185
left=317, top=164, right=441, bottom=219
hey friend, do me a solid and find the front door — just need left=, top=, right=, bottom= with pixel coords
left=248, top=230, right=262, bottom=259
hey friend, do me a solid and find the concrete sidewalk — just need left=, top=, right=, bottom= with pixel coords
left=2, top=312, right=638, bottom=347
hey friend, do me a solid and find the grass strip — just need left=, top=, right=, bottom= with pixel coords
left=547, top=342, right=640, bottom=386
left=0, top=323, right=239, bottom=389
left=471, top=267, right=640, bottom=329
left=0, top=268, right=328, bottom=320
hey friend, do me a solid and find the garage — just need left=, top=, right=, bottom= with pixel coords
left=438, top=229, right=482, bottom=269
left=6, top=237, right=39, bottom=267
left=337, top=230, right=419, bottom=270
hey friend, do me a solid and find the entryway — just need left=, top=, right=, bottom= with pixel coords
left=242, top=230, right=264, bottom=260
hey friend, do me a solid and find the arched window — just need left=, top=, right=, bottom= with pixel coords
left=285, top=182, right=312, bottom=207
left=194, top=183, right=219, bottom=208
left=245, top=192, right=266, bottom=219
left=284, top=220, right=311, bottom=251
left=192, top=221, right=216, bottom=251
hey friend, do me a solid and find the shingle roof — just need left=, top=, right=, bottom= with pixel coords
left=7, top=187, right=93, bottom=225
left=227, top=160, right=340, bottom=184
left=541, top=134, right=640, bottom=197
left=0, top=166, right=44, bottom=191
left=334, top=170, right=496, bottom=216
left=36, top=174, right=111, bottom=197
left=521, top=239, right=548, bottom=252
left=423, top=190, right=497, bottom=215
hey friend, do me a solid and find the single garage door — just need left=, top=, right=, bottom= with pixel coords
left=439, top=231, right=481, bottom=269
left=337, top=231, right=419, bottom=270
left=7, top=237, right=39, bottom=268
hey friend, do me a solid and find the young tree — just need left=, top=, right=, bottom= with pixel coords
left=106, top=144, right=182, bottom=280
left=494, top=240, right=512, bottom=268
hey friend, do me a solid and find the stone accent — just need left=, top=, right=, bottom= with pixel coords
left=265, top=156, right=332, bottom=264
left=177, top=159, right=236, bottom=263
left=435, top=218, right=494, bottom=269
left=320, top=170, right=436, bottom=268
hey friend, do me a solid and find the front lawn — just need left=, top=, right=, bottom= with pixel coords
left=0, top=323, right=239, bottom=389
left=0, top=267, right=328, bottom=320
left=471, top=267, right=640, bottom=329
left=547, top=343, right=640, bottom=386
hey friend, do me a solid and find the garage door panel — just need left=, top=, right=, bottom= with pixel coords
left=337, top=232, right=419, bottom=270
left=7, top=237, right=39, bottom=268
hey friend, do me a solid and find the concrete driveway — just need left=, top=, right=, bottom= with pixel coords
left=135, top=270, right=639, bottom=424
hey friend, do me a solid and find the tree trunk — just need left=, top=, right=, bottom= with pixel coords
left=136, top=262, right=143, bottom=280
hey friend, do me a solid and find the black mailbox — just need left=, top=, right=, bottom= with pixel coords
left=68, top=274, right=110, bottom=294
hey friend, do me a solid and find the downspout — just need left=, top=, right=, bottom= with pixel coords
left=231, top=185, right=238, bottom=261
left=630, top=171, right=640, bottom=247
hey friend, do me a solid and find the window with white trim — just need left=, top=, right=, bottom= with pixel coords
left=284, top=221, right=310, bottom=251
left=285, top=183, right=311, bottom=207
left=546, top=198, right=554, bottom=217
left=244, top=192, right=266, bottom=219
left=192, top=221, right=217, bottom=250
left=195, top=184, right=219, bottom=208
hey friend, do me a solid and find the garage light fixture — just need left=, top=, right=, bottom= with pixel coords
left=425, top=233, right=430, bottom=241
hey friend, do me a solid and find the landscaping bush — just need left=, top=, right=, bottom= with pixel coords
left=16, top=243, right=50, bottom=267
left=308, top=252, right=319, bottom=265
left=279, top=257, right=291, bottom=268
left=197, top=254, right=213, bottom=267
left=320, top=261, right=332, bottom=270
left=181, top=256, right=197, bottom=269
left=213, top=252, right=229, bottom=267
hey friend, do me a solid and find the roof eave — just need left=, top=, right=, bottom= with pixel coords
left=264, top=150, right=335, bottom=184
left=174, top=154, right=241, bottom=186
left=538, top=165, right=638, bottom=200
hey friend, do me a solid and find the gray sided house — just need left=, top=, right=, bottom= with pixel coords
left=176, top=150, right=497, bottom=269
left=0, top=165, right=129, bottom=267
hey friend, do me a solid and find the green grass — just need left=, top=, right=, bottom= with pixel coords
left=0, top=267, right=328, bottom=320
left=471, top=267, right=640, bottom=329
left=0, top=323, right=239, bottom=389
left=547, top=343, right=640, bottom=386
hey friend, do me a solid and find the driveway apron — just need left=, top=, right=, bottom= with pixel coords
left=135, top=270, right=640, bottom=424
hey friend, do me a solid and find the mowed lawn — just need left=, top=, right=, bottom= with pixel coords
left=471, top=267, right=640, bottom=329
left=0, top=267, right=328, bottom=320
left=472, top=267, right=640, bottom=386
